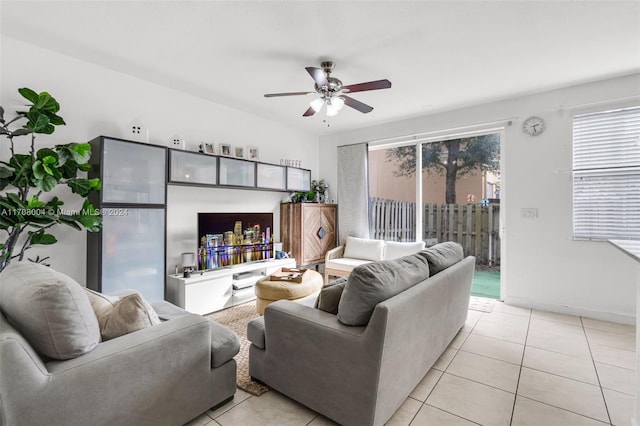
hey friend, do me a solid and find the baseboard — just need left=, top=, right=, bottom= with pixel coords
left=502, top=296, right=636, bottom=325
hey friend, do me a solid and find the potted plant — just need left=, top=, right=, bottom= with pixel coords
left=0, top=88, right=103, bottom=272
left=311, top=179, right=328, bottom=203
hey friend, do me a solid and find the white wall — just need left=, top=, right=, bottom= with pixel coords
left=1, top=36, right=318, bottom=283
left=320, top=74, right=640, bottom=323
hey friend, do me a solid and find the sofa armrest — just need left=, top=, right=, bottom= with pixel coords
left=47, top=313, right=211, bottom=374
left=325, top=245, right=345, bottom=262
left=264, top=300, right=366, bottom=341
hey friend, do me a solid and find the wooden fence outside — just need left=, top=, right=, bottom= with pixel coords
left=369, top=198, right=501, bottom=265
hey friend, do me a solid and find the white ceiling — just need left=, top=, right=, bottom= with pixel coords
left=2, top=1, right=639, bottom=136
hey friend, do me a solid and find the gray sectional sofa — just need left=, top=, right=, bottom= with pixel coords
left=0, top=262, right=240, bottom=426
left=248, top=242, right=474, bottom=426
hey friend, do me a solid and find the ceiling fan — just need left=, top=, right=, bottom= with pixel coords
left=264, top=61, right=392, bottom=117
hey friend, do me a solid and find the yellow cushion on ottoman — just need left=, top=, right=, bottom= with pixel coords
left=255, top=270, right=323, bottom=315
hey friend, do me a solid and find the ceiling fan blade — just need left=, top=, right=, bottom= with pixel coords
left=342, top=79, right=392, bottom=93
left=264, top=92, right=313, bottom=97
left=302, top=106, right=317, bottom=117
left=305, top=67, right=329, bottom=87
left=342, top=95, right=374, bottom=114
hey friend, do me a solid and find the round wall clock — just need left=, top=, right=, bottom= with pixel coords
left=522, top=116, right=546, bottom=136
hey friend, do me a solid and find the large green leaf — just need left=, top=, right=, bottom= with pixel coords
left=78, top=200, right=102, bottom=232
left=30, top=232, right=57, bottom=245
left=32, top=160, right=46, bottom=179
left=34, top=174, right=57, bottom=192
left=18, top=87, right=38, bottom=104
left=34, top=92, right=52, bottom=110
left=27, top=195, right=45, bottom=209
left=11, top=128, right=32, bottom=137
left=67, top=177, right=101, bottom=196
left=48, top=113, right=65, bottom=126
left=5, top=193, right=26, bottom=209
left=69, top=143, right=92, bottom=164
left=0, top=105, right=4, bottom=124
left=58, top=215, right=82, bottom=231
left=37, top=148, right=57, bottom=161
left=0, top=163, right=14, bottom=179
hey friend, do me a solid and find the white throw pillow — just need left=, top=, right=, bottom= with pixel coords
left=343, top=236, right=385, bottom=261
left=384, top=241, right=426, bottom=260
left=85, top=288, right=161, bottom=340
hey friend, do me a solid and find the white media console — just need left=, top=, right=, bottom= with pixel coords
left=166, top=258, right=296, bottom=315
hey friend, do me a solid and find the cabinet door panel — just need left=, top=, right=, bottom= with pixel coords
left=101, top=139, right=166, bottom=204
left=286, top=168, right=311, bottom=191
left=219, top=157, right=255, bottom=187
left=101, top=208, right=165, bottom=302
left=170, top=150, right=217, bottom=185
left=257, top=163, right=286, bottom=190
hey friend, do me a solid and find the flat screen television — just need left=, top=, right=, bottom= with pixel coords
left=197, top=212, right=274, bottom=270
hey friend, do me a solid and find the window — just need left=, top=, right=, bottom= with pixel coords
left=573, top=106, right=640, bottom=240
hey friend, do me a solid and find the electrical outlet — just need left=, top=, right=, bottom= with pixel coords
left=170, top=135, right=185, bottom=150
left=125, top=119, right=149, bottom=143
left=521, top=208, right=538, bottom=219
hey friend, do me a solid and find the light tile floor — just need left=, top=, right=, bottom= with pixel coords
left=186, top=301, right=636, bottom=426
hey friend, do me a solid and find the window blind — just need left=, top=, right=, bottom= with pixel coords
left=573, top=106, right=640, bottom=240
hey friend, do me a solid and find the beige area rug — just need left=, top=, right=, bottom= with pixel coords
left=469, top=296, right=495, bottom=313
left=206, top=303, right=269, bottom=396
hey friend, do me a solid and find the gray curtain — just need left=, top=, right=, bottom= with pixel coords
left=337, top=143, right=370, bottom=243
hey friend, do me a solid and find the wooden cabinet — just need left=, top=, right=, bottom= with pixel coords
left=281, top=203, right=337, bottom=266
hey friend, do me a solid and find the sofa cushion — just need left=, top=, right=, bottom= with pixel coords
left=384, top=241, right=426, bottom=260
left=210, top=321, right=241, bottom=367
left=420, top=242, right=464, bottom=275
left=325, top=257, right=372, bottom=272
left=314, top=278, right=347, bottom=314
left=101, top=293, right=161, bottom=341
left=324, top=257, right=372, bottom=272
left=337, top=253, right=430, bottom=326
left=0, top=262, right=100, bottom=360
left=343, top=236, right=385, bottom=261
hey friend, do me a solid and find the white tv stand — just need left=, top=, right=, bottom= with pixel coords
left=166, top=258, right=296, bottom=315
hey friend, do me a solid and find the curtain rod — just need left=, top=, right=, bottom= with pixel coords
left=557, top=94, right=640, bottom=111
left=364, top=116, right=518, bottom=148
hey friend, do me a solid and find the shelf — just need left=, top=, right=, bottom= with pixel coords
left=168, top=148, right=310, bottom=192
left=167, top=258, right=296, bottom=315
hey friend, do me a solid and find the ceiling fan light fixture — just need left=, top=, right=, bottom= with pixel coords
left=326, top=97, right=345, bottom=116
left=310, top=98, right=325, bottom=112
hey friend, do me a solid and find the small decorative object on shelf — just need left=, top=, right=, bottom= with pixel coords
left=170, top=135, right=185, bottom=150
left=125, top=119, right=149, bottom=143
left=181, top=252, right=196, bottom=278
left=203, top=143, right=216, bottom=155
left=311, top=179, right=329, bottom=203
left=234, top=146, right=245, bottom=158
left=219, top=143, right=232, bottom=156
left=280, top=158, right=302, bottom=168
left=247, top=146, right=260, bottom=161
